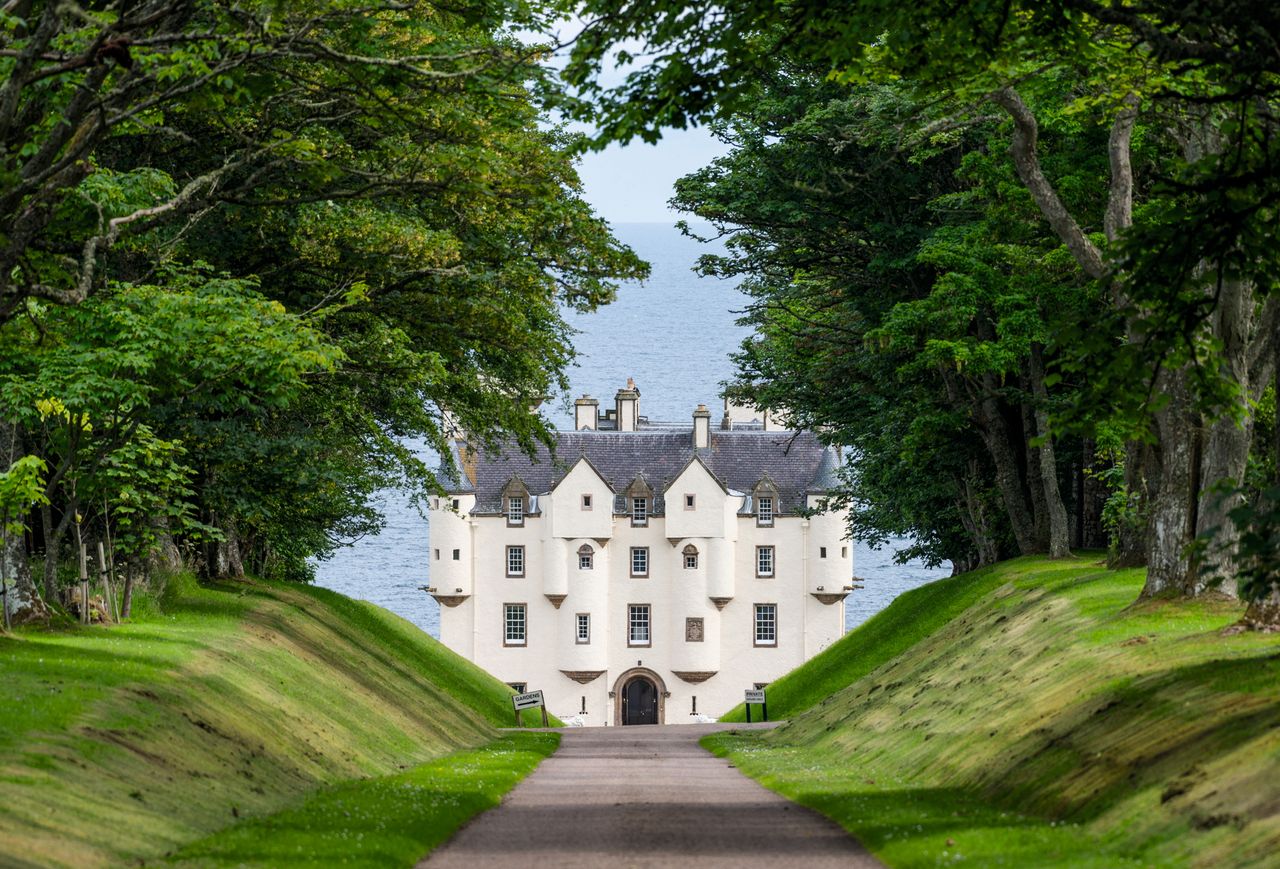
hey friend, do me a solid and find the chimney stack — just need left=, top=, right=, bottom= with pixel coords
left=693, top=404, right=711, bottom=449
left=615, top=378, right=640, bottom=432
left=574, top=394, right=599, bottom=431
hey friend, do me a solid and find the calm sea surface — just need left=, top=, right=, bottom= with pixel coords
left=313, top=222, right=951, bottom=636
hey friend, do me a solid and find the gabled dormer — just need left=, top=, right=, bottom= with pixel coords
left=625, top=474, right=654, bottom=526
left=752, top=474, right=780, bottom=526
left=548, top=454, right=615, bottom=540
left=502, top=476, right=530, bottom=526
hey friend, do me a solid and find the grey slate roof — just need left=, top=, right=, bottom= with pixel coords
left=445, top=429, right=840, bottom=516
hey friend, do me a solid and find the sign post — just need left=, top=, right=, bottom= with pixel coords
left=744, top=688, right=767, bottom=723
left=511, top=690, right=549, bottom=727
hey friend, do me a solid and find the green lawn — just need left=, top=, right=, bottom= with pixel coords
left=167, top=732, right=559, bottom=868
left=707, top=557, right=1280, bottom=868
left=0, top=573, right=553, bottom=868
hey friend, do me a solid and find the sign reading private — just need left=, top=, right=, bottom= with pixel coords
left=745, top=688, right=766, bottom=704
left=512, top=690, right=545, bottom=711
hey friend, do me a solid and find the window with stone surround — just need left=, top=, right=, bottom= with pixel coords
left=630, top=546, right=649, bottom=577
left=506, top=545, right=525, bottom=577
left=576, top=613, right=590, bottom=644
left=756, top=545, right=775, bottom=577
left=757, top=495, right=774, bottom=525
left=754, top=604, right=777, bottom=647
left=628, top=604, right=651, bottom=646
left=578, top=544, right=594, bottom=570
left=507, top=496, right=524, bottom=525
left=504, top=604, right=526, bottom=646
left=631, top=496, right=648, bottom=526
left=683, top=543, right=699, bottom=570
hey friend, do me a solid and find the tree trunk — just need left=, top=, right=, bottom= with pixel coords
left=1142, top=371, right=1197, bottom=596
left=121, top=563, right=135, bottom=619
left=1189, top=278, right=1254, bottom=596
left=956, top=462, right=1000, bottom=568
left=1028, top=347, right=1071, bottom=558
left=1022, top=399, right=1051, bottom=552
left=1109, top=440, right=1151, bottom=567
left=40, top=501, right=56, bottom=601
left=975, top=374, right=1039, bottom=555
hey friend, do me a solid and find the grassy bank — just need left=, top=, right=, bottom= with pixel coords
left=0, top=574, right=551, bottom=868
left=722, top=560, right=1012, bottom=722
left=167, top=732, right=558, bottom=868
left=706, top=557, right=1280, bottom=867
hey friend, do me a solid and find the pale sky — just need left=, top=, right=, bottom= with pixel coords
left=575, top=126, right=730, bottom=224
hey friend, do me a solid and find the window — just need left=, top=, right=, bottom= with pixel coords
left=578, top=544, right=594, bottom=570
left=842, top=546, right=848, bottom=558
left=576, top=613, right=590, bottom=644
left=452, top=548, right=460, bottom=561
left=434, top=548, right=440, bottom=560
left=820, top=546, right=827, bottom=558
left=582, top=494, right=593, bottom=510
left=630, top=547, right=649, bottom=577
left=628, top=604, right=651, bottom=646
left=684, top=493, right=696, bottom=510
left=506, top=545, right=525, bottom=577
left=507, top=496, right=524, bottom=525
left=757, top=496, right=774, bottom=525
left=631, top=497, right=648, bottom=526
left=432, top=498, right=439, bottom=509
left=683, top=543, right=699, bottom=570
left=756, top=546, right=775, bottom=577
left=452, top=498, right=460, bottom=510
left=754, top=604, right=777, bottom=647
left=507, top=681, right=527, bottom=694
left=504, top=604, right=526, bottom=646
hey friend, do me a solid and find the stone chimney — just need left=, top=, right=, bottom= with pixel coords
left=615, top=378, right=639, bottom=432
left=574, top=394, right=599, bottom=431
left=693, top=404, right=711, bottom=448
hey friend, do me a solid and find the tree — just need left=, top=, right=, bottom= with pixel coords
left=565, top=0, right=1280, bottom=616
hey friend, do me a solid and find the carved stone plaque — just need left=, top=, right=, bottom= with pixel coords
left=685, top=617, right=704, bottom=642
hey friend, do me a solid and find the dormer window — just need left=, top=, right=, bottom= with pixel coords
left=753, top=476, right=779, bottom=526
left=502, top=477, right=529, bottom=526
left=757, top=496, right=774, bottom=526
left=625, top=475, right=654, bottom=527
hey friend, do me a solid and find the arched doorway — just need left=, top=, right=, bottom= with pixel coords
left=623, top=677, right=658, bottom=725
left=611, top=667, right=667, bottom=725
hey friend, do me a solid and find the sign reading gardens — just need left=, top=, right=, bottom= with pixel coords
left=512, top=690, right=549, bottom=727
left=744, top=687, right=768, bottom=723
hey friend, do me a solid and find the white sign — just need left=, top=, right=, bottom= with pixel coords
left=512, top=690, right=544, bottom=711
left=745, top=689, right=766, bottom=704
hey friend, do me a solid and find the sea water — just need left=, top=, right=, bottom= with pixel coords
left=312, top=222, right=951, bottom=637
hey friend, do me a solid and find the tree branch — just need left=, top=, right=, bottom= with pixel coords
left=989, top=86, right=1107, bottom=280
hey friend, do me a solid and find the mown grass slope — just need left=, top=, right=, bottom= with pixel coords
left=706, top=557, right=1280, bottom=867
left=722, top=560, right=1011, bottom=722
left=0, top=574, right=543, bottom=868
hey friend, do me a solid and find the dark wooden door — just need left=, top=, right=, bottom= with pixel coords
left=622, top=678, right=658, bottom=725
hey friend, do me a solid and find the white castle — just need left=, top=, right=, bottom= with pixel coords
left=427, top=381, right=853, bottom=725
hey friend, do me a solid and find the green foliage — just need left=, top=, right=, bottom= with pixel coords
left=0, top=455, right=47, bottom=533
